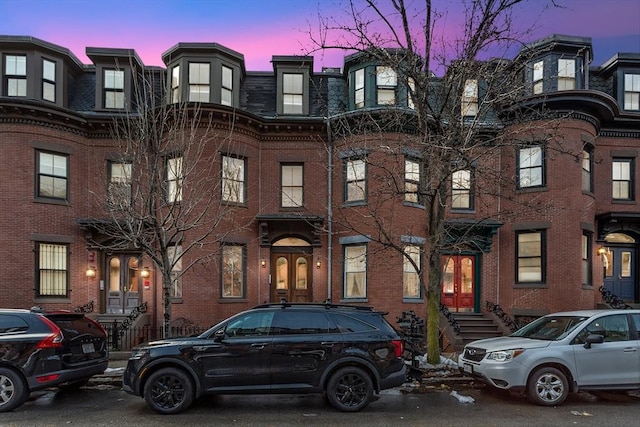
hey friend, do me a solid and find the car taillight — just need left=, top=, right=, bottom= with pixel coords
left=37, top=315, right=64, bottom=348
left=392, top=339, right=404, bottom=358
left=37, top=374, right=61, bottom=383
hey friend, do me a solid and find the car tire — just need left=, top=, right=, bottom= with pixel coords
left=0, top=368, right=29, bottom=413
left=527, top=366, right=569, bottom=406
left=326, top=366, right=374, bottom=412
left=143, top=367, right=194, bottom=415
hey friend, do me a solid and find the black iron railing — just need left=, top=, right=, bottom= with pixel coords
left=439, top=304, right=460, bottom=334
left=486, top=301, right=520, bottom=332
left=599, top=286, right=633, bottom=309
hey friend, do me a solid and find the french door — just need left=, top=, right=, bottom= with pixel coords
left=603, top=246, right=636, bottom=301
left=441, top=255, right=475, bottom=312
left=106, top=254, right=141, bottom=314
left=271, top=253, right=313, bottom=303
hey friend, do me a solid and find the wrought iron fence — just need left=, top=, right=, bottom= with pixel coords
left=101, top=323, right=207, bottom=351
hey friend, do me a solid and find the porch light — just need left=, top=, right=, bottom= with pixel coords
left=140, top=267, right=151, bottom=278
left=261, top=259, right=267, bottom=268
left=597, top=246, right=607, bottom=256
left=85, top=267, right=96, bottom=278
left=316, top=259, right=321, bottom=269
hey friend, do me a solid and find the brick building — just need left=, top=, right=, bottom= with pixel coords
left=1, top=34, right=638, bottom=345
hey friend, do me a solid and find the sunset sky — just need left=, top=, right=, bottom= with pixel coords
left=1, top=0, right=639, bottom=73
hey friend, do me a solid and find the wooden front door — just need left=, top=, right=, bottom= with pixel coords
left=271, top=253, right=313, bottom=303
left=106, top=255, right=141, bottom=314
left=441, top=255, right=475, bottom=312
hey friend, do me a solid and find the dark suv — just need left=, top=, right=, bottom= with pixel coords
left=123, top=302, right=406, bottom=414
left=0, top=308, right=109, bottom=412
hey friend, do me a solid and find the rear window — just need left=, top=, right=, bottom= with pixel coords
left=45, top=314, right=104, bottom=338
left=0, top=314, right=29, bottom=334
left=332, top=313, right=378, bottom=333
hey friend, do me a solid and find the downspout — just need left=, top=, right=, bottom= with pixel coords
left=326, top=117, right=333, bottom=301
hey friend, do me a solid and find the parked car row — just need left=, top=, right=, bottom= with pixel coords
left=3, top=306, right=639, bottom=414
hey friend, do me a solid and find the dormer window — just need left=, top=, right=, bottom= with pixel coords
left=282, top=73, right=303, bottom=114
left=104, top=69, right=125, bottom=109
left=5, top=54, right=27, bottom=97
left=461, top=79, right=478, bottom=116
left=221, top=65, right=233, bottom=106
left=42, top=59, right=56, bottom=102
left=624, top=73, right=640, bottom=110
left=533, top=60, right=544, bottom=94
left=354, top=68, right=365, bottom=108
left=171, top=65, right=180, bottom=103
left=376, top=66, right=397, bottom=105
left=558, top=59, right=575, bottom=90
left=188, top=63, right=210, bottom=102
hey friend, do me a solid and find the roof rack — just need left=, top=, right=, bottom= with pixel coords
left=252, top=301, right=374, bottom=311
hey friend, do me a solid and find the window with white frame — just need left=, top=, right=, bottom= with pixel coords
left=403, top=245, right=421, bottom=298
left=222, top=155, right=245, bottom=203
left=188, top=62, right=210, bottom=102
left=5, top=54, right=27, bottom=96
left=281, top=164, right=303, bottom=207
left=376, top=66, right=397, bottom=105
left=581, top=233, right=592, bottom=286
left=108, top=161, right=132, bottom=207
left=582, top=148, right=593, bottom=193
left=221, top=65, right=233, bottom=106
left=533, top=60, right=544, bottom=94
left=166, top=156, right=183, bottom=203
left=407, top=77, right=415, bottom=109
left=404, top=158, right=420, bottom=203
left=461, top=79, right=478, bottom=116
left=518, top=146, right=544, bottom=188
left=557, top=58, right=575, bottom=90
left=344, top=245, right=366, bottom=298
left=37, top=151, right=68, bottom=200
left=282, top=73, right=303, bottom=114
left=345, top=158, right=366, bottom=203
left=451, top=169, right=473, bottom=209
left=517, top=230, right=544, bottom=283
left=222, top=244, right=245, bottom=298
left=612, top=158, right=633, bottom=200
left=171, top=65, right=180, bottom=103
left=37, top=242, right=68, bottom=297
left=354, top=68, right=365, bottom=109
left=104, top=69, right=125, bottom=109
left=167, top=245, right=182, bottom=298
left=624, top=73, right=640, bottom=110
left=42, top=59, right=56, bottom=102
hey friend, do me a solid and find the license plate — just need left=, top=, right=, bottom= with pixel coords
left=82, top=343, right=95, bottom=354
left=463, top=363, right=473, bottom=374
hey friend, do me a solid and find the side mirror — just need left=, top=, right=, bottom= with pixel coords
left=213, top=329, right=225, bottom=342
left=583, top=333, right=604, bottom=349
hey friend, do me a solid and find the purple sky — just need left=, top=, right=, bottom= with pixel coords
left=1, top=0, right=639, bottom=72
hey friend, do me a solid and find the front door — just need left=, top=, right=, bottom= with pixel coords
left=271, top=253, right=313, bottom=303
left=106, top=255, right=141, bottom=314
left=441, top=255, right=475, bottom=312
left=603, top=246, right=636, bottom=301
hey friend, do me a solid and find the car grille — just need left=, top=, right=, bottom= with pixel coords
left=462, top=346, right=486, bottom=362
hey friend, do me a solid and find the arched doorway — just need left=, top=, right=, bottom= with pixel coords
left=106, top=254, right=142, bottom=314
left=441, top=255, right=476, bottom=312
left=270, top=237, right=313, bottom=303
left=601, top=232, right=637, bottom=301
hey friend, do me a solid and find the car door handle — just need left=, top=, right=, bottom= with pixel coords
left=321, top=342, right=335, bottom=347
left=623, top=347, right=637, bottom=353
left=251, top=343, right=269, bottom=349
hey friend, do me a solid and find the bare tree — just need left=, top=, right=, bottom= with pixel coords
left=83, top=67, right=249, bottom=336
left=311, top=0, right=568, bottom=363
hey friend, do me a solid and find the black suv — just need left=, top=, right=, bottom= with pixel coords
left=0, top=308, right=109, bottom=412
left=123, top=303, right=406, bottom=414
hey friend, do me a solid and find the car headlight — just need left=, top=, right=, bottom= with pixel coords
left=486, top=349, right=524, bottom=362
left=129, top=349, right=149, bottom=360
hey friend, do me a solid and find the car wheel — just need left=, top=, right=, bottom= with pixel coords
left=527, top=367, right=569, bottom=406
left=143, top=367, right=194, bottom=415
left=0, top=368, right=29, bottom=413
left=326, top=366, right=373, bottom=412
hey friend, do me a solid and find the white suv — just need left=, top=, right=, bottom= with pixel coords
left=458, top=309, right=640, bottom=405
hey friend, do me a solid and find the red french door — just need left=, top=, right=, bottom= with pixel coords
left=441, top=255, right=475, bottom=312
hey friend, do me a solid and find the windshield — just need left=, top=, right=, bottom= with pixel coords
left=511, top=315, right=589, bottom=341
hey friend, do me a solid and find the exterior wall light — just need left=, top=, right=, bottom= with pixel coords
left=316, top=259, right=321, bottom=269
left=140, top=268, right=151, bottom=278
left=86, top=267, right=96, bottom=278
left=261, top=259, right=267, bottom=268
